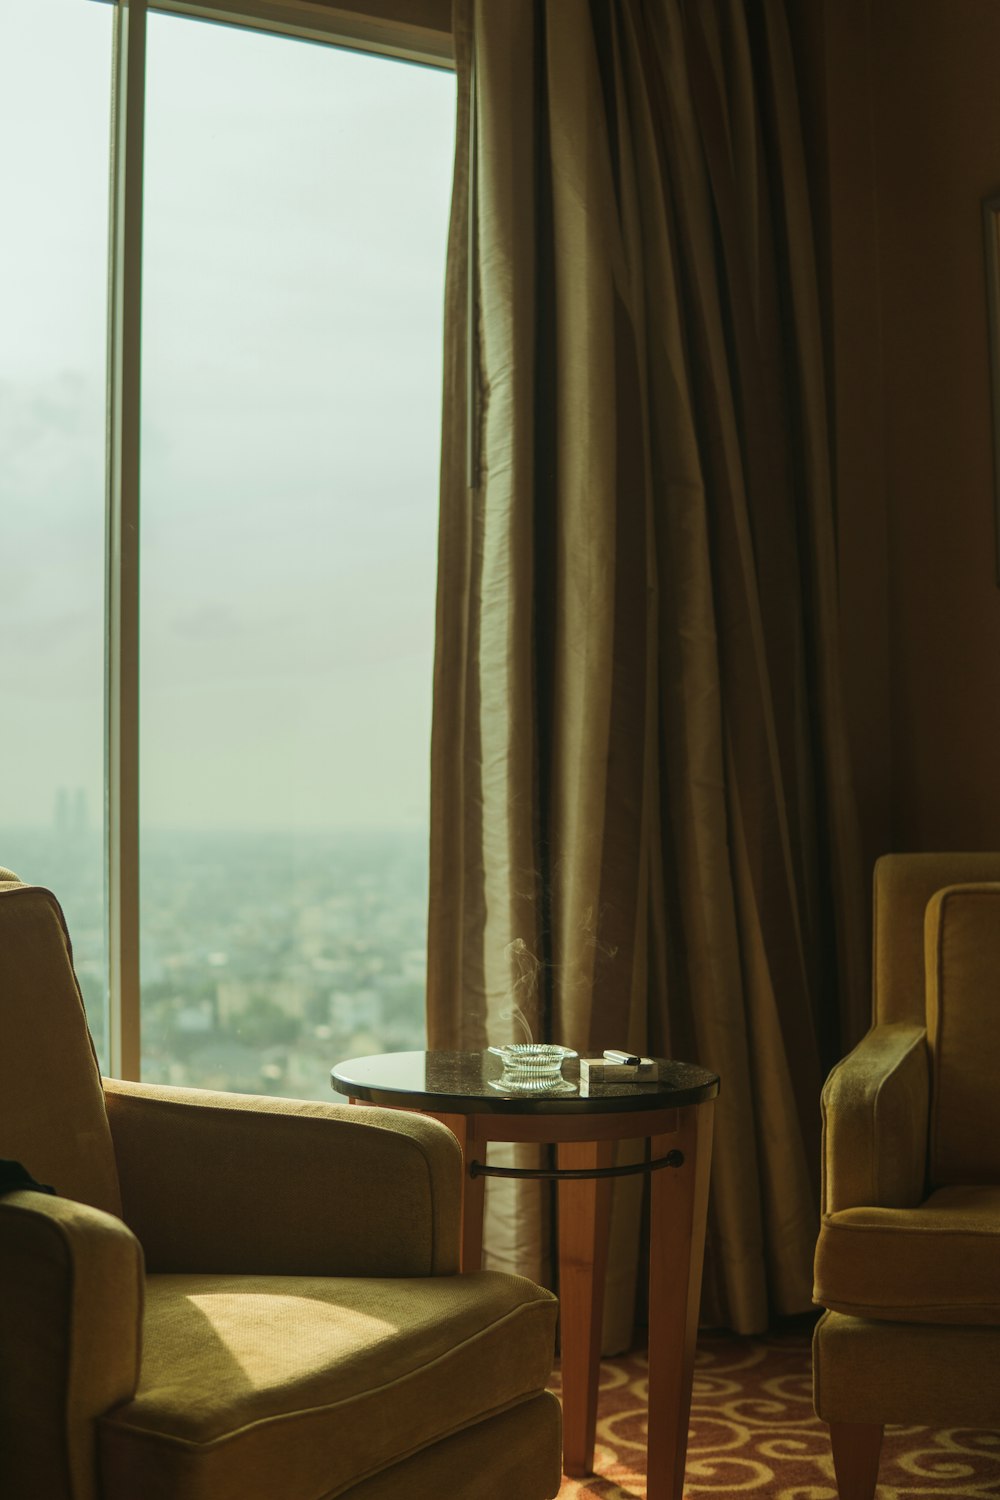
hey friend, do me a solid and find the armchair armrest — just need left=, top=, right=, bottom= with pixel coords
left=820, top=1023, right=929, bottom=1214
left=0, top=1191, right=143, bottom=1500
left=104, top=1079, right=461, bottom=1277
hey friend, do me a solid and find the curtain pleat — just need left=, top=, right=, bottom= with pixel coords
left=429, top=0, right=866, bottom=1337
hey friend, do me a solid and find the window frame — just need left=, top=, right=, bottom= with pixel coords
left=103, top=0, right=454, bottom=1078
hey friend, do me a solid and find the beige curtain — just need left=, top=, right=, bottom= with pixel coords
left=428, top=0, right=867, bottom=1337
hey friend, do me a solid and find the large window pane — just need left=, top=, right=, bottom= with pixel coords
left=139, top=16, right=454, bottom=1097
left=0, top=1, right=111, bottom=1063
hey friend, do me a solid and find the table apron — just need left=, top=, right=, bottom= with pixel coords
left=411, top=1105, right=682, bottom=1144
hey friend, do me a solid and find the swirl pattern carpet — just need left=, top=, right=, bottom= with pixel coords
left=550, top=1331, right=1000, bottom=1497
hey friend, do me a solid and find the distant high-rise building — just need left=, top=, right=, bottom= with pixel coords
left=55, top=787, right=70, bottom=836
left=54, top=787, right=89, bottom=839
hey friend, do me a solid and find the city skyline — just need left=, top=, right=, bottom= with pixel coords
left=5, top=822, right=430, bottom=1097
left=12, top=784, right=435, bottom=838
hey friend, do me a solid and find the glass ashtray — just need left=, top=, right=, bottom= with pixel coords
left=486, top=1043, right=577, bottom=1095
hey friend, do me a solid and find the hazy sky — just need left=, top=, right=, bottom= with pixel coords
left=2, top=0, right=455, bottom=833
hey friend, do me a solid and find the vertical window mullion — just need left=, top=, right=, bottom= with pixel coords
left=106, top=0, right=146, bottom=1080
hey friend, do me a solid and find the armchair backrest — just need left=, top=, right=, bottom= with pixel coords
left=925, top=882, right=1000, bottom=1186
left=0, top=878, right=121, bottom=1216
left=873, top=852, right=1000, bottom=1024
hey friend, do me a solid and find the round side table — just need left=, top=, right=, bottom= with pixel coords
left=331, top=1049, right=719, bottom=1500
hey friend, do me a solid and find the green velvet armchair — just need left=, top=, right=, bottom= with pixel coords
left=0, top=874, right=562, bottom=1500
left=813, top=853, right=1000, bottom=1500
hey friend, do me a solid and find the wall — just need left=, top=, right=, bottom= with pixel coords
left=872, top=0, right=1000, bottom=851
left=793, top=0, right=1000, bottom=866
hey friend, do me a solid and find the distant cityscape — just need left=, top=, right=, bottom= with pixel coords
left=4, top=799, right=428, bottom=1102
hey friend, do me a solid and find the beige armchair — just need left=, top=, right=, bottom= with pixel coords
left=0, top=875, right=562, bottom=1500
left=813, top=853, right=1000, bottom=1499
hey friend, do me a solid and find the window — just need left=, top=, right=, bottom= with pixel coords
left=4, top=0, right=455, bottom=1095
left=1, top=0, right=112, bottom=1062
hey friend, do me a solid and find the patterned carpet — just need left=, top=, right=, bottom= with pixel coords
left=549, top=1331, right=1000, bottom=1497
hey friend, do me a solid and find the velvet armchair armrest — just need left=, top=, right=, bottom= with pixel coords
left=820, top=1023, right=929, bottom=1215
left=0, top=1191, right=143, bottom=1500
left=103, top=1078, right=462, bottom=1277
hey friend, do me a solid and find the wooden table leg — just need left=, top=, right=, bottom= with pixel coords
left=646, top=1100, right=714, bottom=1500
left=432, top=1112, right=487, bottom=1272
left=557, top=1138, right=615, bottom=1478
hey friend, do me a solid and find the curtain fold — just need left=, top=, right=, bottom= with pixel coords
left=429, top=0, right=866, bottom=1336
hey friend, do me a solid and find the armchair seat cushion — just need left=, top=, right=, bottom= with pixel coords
left=814, top=1183, right=1000, bottom=1325
left=99, top=1269, right=557, bottom=1500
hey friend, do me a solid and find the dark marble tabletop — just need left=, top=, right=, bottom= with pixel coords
left=331, top=1049, right=720, bottom=1115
